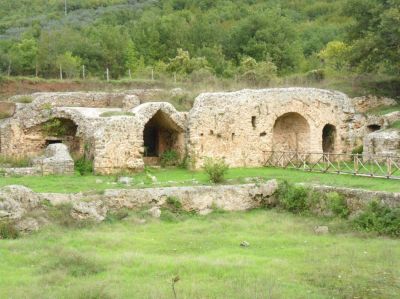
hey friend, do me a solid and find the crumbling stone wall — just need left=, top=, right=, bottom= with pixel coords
left=363, top=129, right=400, bottom=158
left=187, top=88, right=355, bottom=168
left=1, top=89, right=398, bottom=175
left=93, top=102, right=186, bottom=174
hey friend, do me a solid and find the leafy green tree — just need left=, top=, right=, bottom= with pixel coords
left=166, top=48, right=209, bottom=75
left=225, top=10, right=303, bottom=74
left=125, top=40, right=139, bottom=75
left=238, top=56, right=277, bottom=86
left=345, top=0, right=400, bottom=74
left=10, top=38, right=38, bottom=75
left=318, top=41, right=351, bottom=71
left=56, top=51, right=82, bottom=78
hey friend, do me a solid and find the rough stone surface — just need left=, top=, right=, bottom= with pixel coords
left=103, top=179, right=279, bottom=212
left=14, top=217, right=40, bottom=233
left=93, top=102, right=186, bottom=174
left=307, top=184, right=400, bottom=209
left=352, top=96, right=398, bottom=113
left=148, top=206, right=161, bottom=218
left=32, top=143, right=74, bottom=175
left=70, top=200, right=107, bottom=222
left=363, top=129, right=400, bottom=158
left=1, top=88, right=399, bottom=174
left=0, top=185, right=41, bottom=220
left=187, top=88, right=355, bottom=168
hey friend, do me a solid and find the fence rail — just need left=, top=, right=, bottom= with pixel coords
left=263, top=151, right=400, bottom=180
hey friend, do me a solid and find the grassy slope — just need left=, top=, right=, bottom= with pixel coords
left=1, top=167, right=399, bottom=193
left=0, top=210, right=399, bottom=298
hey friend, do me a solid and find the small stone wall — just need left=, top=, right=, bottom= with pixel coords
left=1, top=144, right=74, bottom=176
left=308, top=184, right=400, bottom=209
left=363, top=129, right=400, bottom=158
left=32, top=143, right=74, bottom=175
left=1, top=181, right=399, bottom=233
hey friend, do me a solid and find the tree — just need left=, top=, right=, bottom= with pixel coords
left=125, top=40, right=139, bottom=75
left=10, top=38, right=38, bottom=75
left=56, top=51, right=82, bottom=78
left=318, top=41, right=351, bottom=71
left=345, top=0, right=400, bottom=74
left=238, top=56, right=277, bottom=86
left=166, top=48, right=209, bottom=75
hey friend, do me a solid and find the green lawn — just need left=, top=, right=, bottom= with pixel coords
left=0, top=167, right=399, bottom=193
left=0, top=209, right=399, bottom=298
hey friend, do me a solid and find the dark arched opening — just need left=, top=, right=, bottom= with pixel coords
left=273, top=112, right=310, bottom=152
left=367, top=124, right=381, bottom=133
left=143, top=110, right=183, bottom=162
left=322, top=124, right=336, bottom=153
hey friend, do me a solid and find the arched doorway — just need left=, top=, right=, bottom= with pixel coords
left=41, top=117, right=81, bottom=155
left=143, top=110, right=183, bottom=162
left=272, top=112, right=310, bottom=152
left=322, top=124, right=336, bottom=153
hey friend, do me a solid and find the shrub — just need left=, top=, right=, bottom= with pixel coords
left=160, top=150, right=180, bottom=167
left=0, top=221, right=19, bottom=239
left=75, top=156, right=93, bottom=175
left=326, top=192, right=349, bottom=218
left=353, top=201, right=400, bottom=237
left=277, top=181, right=309, bottom=213
left=105, top=209, right=130, bottom=223
left=42, top=119, right=67, bottom=136
left=46, top=203, right=93, bottom=228
left=306, top=69, right=325, bottom=82
left=203, top=157, right=229, bottom=183
left=165, top=196, right=183, bottom=212
left=351, top=145, right=363, bottom=155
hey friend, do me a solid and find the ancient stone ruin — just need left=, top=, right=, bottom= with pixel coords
left=0, top=88, right=399, bottom=175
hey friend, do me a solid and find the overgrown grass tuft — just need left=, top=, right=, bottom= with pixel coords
left=0, top=221, right=19, bottom=239
left=0, top=155, right=31, bottom=167
left=100, top=111, right=134, bottom=117
left=44, top=249, right=105, bottom=277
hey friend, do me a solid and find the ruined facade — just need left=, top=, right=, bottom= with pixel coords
left=0, top=88, right=399, bottom=174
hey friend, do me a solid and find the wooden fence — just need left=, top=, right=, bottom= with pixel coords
left=263, top=151, right=400, bottom=180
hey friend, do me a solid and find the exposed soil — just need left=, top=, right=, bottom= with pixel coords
left=0, top=78, right=165, bottom=100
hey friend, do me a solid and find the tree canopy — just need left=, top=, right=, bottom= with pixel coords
left=0, top=0, right=398, bottom=79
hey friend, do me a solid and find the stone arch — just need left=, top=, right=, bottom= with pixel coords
left=272, top=112, right=310, bottom=152
left=322, top=124, right=336, bottom=153
left=25, top=117, right=82, bottom=156
left=134, top=103, right=185, bottom=165
left=143, top=110, right=183, bottom=157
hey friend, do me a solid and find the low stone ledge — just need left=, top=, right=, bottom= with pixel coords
left=305, top=184, right=400, bottom=208
left=103, top=180, right=279, bottom=211
left=1, top=167, right=40, bottom=177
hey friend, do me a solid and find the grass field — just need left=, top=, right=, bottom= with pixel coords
left=0, top=209, right=399, bottom=299
left=1, top=167, right=399, bottom=193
